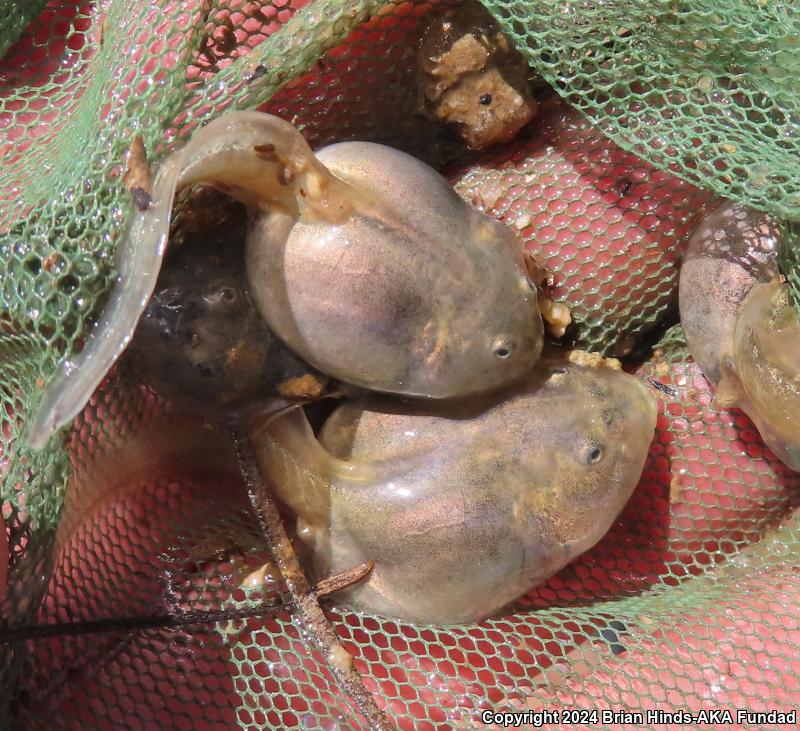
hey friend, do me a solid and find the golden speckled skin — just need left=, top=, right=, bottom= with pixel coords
left=730, top=282, right=800, bottom=470
left=247, top=141, right=544, bottom=399
left=253, top=361, right=656, bottom=624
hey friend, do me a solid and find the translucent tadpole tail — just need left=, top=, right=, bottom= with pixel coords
left=25, top=153, right=182, bottom=449
left=176, top=112, right=359, bottom=223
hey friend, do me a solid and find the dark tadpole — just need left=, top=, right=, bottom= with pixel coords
left=128, top=190, right=330, bottom=421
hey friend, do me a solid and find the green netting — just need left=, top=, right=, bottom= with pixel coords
left=484, top=0, right=800, bottom=312
left=0, top=1, right=51, bottom=59
left=780, top=220, right=800, bottom=316
left=0, top=1, right=799, bottom=729
left=485, top=0, right=800, bottom=219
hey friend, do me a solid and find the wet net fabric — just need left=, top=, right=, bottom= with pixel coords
left=0, top=1, right=799, bottom=729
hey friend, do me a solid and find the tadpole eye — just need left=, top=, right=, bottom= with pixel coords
left=219, top=286, right=237, bottom=302
left=492, top=338, right=513, bottom=359
left=581, top=443, right=605, bottom=465
left=205, top=284, right=239, bottom=307
left=195, top=362, right=219, bottom=380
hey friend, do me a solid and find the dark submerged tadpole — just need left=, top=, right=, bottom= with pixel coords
left=129, top=189, right=329, bottom=421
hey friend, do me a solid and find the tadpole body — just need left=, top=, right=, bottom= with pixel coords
left=680, top=202, right=800, bottom=471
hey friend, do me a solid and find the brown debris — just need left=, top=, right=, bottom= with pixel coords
left=123, top=136, right=152, bottom=210
left=669, top=472, right=684, bottom=504
left=539, top=295, right=572, bottom=338
left=567, top=350, right=622, bottom=370
left=244, top=63, right=268, bottom=83
left=42, top=254, right=61, bottom=274
left=418, top=0, right=538, bottom=150
left=315, top=561, right=374, bottom=599
left=524, top=250, right=554, bottom=288
left=130, top=187, right=152, bottom=211
left=524, top=251, right=568, bottom=337
left=253, top=143, right=278, bottom=161
left=277, top=374, right=328, bottom=400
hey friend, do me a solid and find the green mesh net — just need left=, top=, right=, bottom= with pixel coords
left=484, top=0, right=800, bottom=315
left=1, top=1, right=799, bottom=729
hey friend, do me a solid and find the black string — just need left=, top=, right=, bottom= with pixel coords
left=0, top=600, right=291, bottom=644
